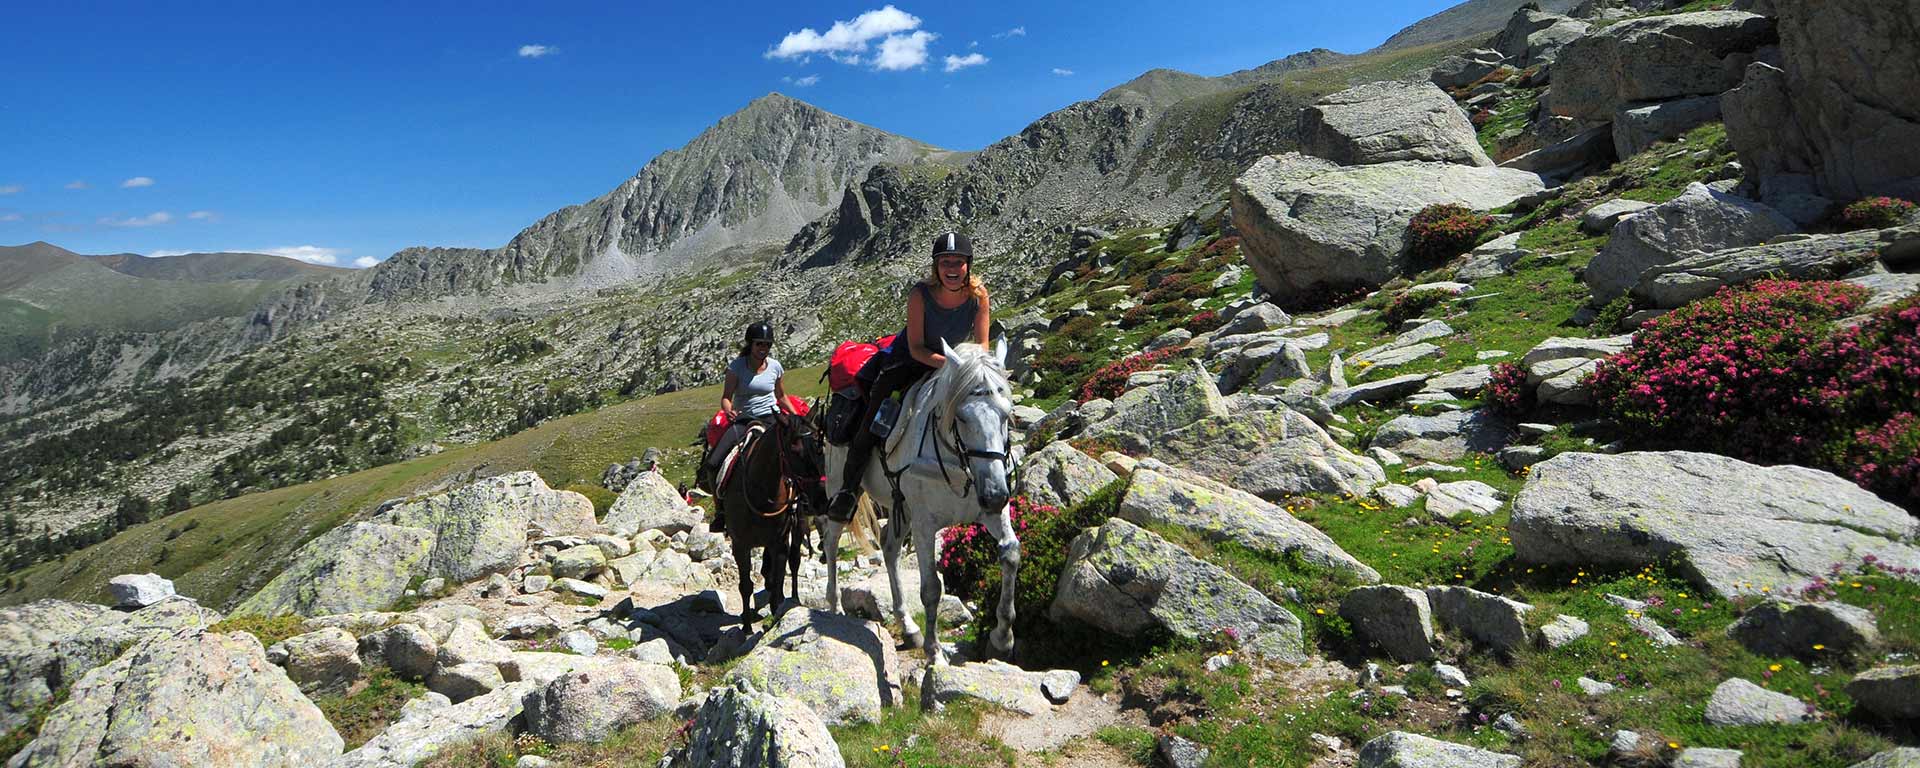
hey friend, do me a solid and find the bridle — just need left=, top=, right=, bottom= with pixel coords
left=742, top=416, right=826, bottom=520
left=920, top=402, right=1010, bottom=500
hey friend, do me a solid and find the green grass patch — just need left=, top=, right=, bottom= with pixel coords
left=208, top=614, right=309, bottom=647
left=314, top=667, right=427, bottom=749
left=833, top=684, right=1015, bottom=767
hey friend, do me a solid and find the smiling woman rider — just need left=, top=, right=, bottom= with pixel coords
left=826, top=231, right=991, bottom=522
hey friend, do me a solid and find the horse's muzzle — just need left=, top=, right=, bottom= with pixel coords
left=978, top=489, right=1010, bottom=512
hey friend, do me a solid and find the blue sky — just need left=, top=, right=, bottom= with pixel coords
left=1, top=1, right=1467, bottom=267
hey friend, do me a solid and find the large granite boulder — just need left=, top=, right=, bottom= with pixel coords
left=1850, top=750, right=1920, bottom=768
left=1510, top=451, right=1920, bottom=598
left=1723, top=0, right=1920, bottom=208
left=360, top=623, right=438, bottom=681
left=1299, top=81, right=1494, bottom=167
left=924, top=660, right=1079, bottom=715
left=1231, top=153, right=1547, bottom=306
left=667, top=679, right=846, bottom=768
left=380, top=471, right=596, bottom=584
left=727, top=608, right=902, bottom=726
left=1705, top=677, right=1811, bottom=725
left=1370, top=409, right=1516, bottom=463
left=1728, top=600, right=1880, bottom=660
left=8, top=632, right=343, bottom=767
left=107, top=573, right=175, bottom=609
left=1083, top=361, right=1229, bottom=451
left=1614, top=95, right=1723, bottom=159
left=335, top=682, right=537, bottom=767
left=0, top=598, right=225, bottom=734
left=1153, top=410, right=1385, bottom=502
left=1014, top=441, right=1118, bottom=511
left=523, top=661, right=681, bottom=742
left=273, top=627, right=363, bottom=695
left=1121, top=461, right=1379, bottom=581
left=1430, top=49, right=1506, bottom=90
left=1491, top=9, right=1591, bottom=68
left=1357, top=731, right=1521, bottom=768
left=604, top=470, right=702, bottom=536
left=1631, top=228, right=1886, bottom=308
left=234, top=522, right=435, bottom=618
left=1586, top=182, right=1796, bottom=302
left=1425, top=586, right=1534, bottom=654
left=1341, top=586, right=1436, bottom=662
left=1847, top=666, right=1920, bottom=721
left=1550, top=11, right=1777, bottom=122
left=1051, top=518, right=1307, bottom=661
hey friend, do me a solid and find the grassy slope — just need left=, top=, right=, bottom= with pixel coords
left=0, top=366, right=826, bottom=611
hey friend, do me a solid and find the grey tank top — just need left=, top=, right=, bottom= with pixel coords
left=917, top=283, right=979, bottom=349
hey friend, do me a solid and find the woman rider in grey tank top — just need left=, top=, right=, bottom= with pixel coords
left=826, top=231, right=992, bottom=521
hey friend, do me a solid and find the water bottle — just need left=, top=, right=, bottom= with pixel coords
left=869, top=397, right=900, bottom=439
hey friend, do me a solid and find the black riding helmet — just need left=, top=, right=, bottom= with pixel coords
left=744, top=321, right=774, bottom=344
left=930, top=231, right=973, bottom=261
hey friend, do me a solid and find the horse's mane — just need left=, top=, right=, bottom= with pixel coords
left=930, top=343, right=1012, bottom=437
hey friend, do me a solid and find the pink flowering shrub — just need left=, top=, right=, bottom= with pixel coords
left=1839, top=197, right=1918, bottom=230
left=1483, top=362, right=1533, bottom=416
left=1813, top=297, right=1920, bottom=507
left=1406, top=204, right=1495, bottom=268
left=1186, top=310, right=1224, bottom=334
left=938, top=496, right=1053, bottom=602
left=1589, top=279, right=1869, bottom=463
left=1078, top=347, right=1183, bottom=402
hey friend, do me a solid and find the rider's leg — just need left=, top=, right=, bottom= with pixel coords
left=828, top=361, right=923, bottom=522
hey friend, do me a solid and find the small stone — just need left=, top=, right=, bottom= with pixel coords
left=522, top=575, right=552, bottom=593
left=1538, top=614, right=1590, bottom=649
left=107, top=573, right=176, bottom=609
left=1609, top=730, right=1641, bottom=754
left=1476, top=350, right=1511, bottom=360
left=1675, top=748, right=1745, bottom=768
left=1205, top=654, right=1233, bottom=672
left=1358, top=662, right=1385, bottom=687
left=552, top=578, right=607, bottom=601
left=1705, top=677, right=1811, bottom=726
left=1433, top=663, right=1469, bottom=688
left=558, top=629, right=598, bottom=656
left=428, top=661, right=505, bottom=704
left=1493, top=713, right=1526, bottom=738
left=1578, top=677, right=1616, bottom=696
left=1367, top=447, right=1404, bottom=467
left=1156, top=735, right=1210, bottom=768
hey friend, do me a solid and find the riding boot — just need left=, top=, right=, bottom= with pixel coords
left=709, top=505, right=727, bottom=534
left=827, top=441, right=873, bottom=523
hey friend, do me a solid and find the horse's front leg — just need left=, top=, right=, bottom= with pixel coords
left=914, top=514, right=945, bottom=669
left=762, top=533, right=787, bottom=621
left=820, top=517, right=843, bottom=614
left=884, top=511, right=922, bottom=650
left=981, top=504, right=1020, bottom=657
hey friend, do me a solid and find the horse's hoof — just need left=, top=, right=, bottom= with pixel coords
left=901, top=630, right=924, bottom=650
left=991, top=629, right=1015, bottom=653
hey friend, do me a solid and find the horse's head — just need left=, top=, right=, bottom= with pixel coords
left=778, top=410, right=830, bottom=512
left=936, top=339, right=1015, bottom=512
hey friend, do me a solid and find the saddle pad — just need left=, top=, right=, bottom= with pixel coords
left=882, top=377, right=936, bottom=462
left=717, top=423, right=766, bottom=490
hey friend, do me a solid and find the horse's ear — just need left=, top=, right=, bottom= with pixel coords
left=993, top=338, right=1009, bottom=368
left=940, top=338, right=957, bottom=362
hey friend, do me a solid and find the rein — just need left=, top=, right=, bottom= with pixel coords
left=919, top=404, right=1009, bottom=498
left=742, top=421, right=796, bottom=519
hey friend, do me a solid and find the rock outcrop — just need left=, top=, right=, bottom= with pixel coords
left=1052, top=518, right=1306, bottom=661
left=1510, top=451, right=1920, bottom=598
left=1585, top=182, right=1796, bottom=302
left=523, top=662, right=681, bottom=742
left=1119, top=462, right=1380, bottom=582
left=1357, top=731, right=1521, bottom=768
left=1299, top=81, right=1494, bottom=167
left=1152, top=410, right=1385, bottom=502
left=0, top=597, right=224, bottom=734
left=336, top=682, right=537, bottom=767
left=604, top=470, right=703, bottom=537
left=9, top=632, right=343, bottom=767
left=1631, top=227, right=1887, bottom=309
left=667, top=679, right=846, bottom=768
left=235, top=522, right=435, bottom=617
left=381, top=471, right=598, bottom=584
left=1232, top=153, right=1546, bottom=306
left=727, top=608, right=902, bottom=726
left=1723, top=0, right=1920, bottom=208
left=1550, top=11, right=1776, bottom=122
left=1014, top=442, right=1118, bottom=511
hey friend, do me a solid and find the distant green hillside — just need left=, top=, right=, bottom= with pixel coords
left=0, top=365, right=826, bottom=611
left=0, top=242, right=341, bottom=361
left=88, top=251, right=347, bottom=282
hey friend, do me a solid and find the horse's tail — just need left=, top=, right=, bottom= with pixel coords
left=846, top=492, right=880, bottom=554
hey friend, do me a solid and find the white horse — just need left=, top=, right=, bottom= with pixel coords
left=821, top=340, right=1019, bottom=670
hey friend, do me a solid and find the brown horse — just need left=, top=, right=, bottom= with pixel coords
left=715, top=410, right=829, bottom=630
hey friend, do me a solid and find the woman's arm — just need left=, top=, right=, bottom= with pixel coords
left=906, top=286, right=947, bottom=369
left=774, top=376, right=792, bottom=414
left=720, top=370, right=738, bottom=416
left=973, top=291, right=992, bottom=347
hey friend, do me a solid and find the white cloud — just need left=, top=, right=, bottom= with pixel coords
left=943, top=53, right=988, bottom=72
left=121, top=177, right=155, bottom=188
left=782, top=74, right=821, bottom=87
left=148, top=249, right=192, bottom=257
left=353, top=256, right=380, bottom=268
left=186, top=210, right=217, bottom=221
left=65, top=180, right=88, bottom=190
left=100, top=211, right=173, bottom=228
left=873, top=30, right=934, bottom=71
left=993, top=26, right=1026, bottom=38
left=767, top=5, right=921, bottom=61
left=259, top=245, right=342, bottom=265
left=0, top=213, right=22, bottom=222
left=968, top=40, right=978, bottom=48
left=0, top=185, right=20, bottom=195
left=1052, top=68, right=1075, bottom=76
left=518, top=44, right=555, bottom=58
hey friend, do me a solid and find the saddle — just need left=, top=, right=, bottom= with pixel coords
left=715, top=422, right=767, bottom=492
